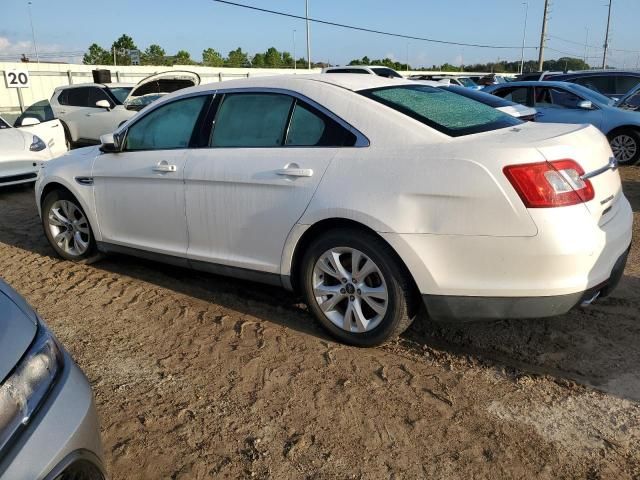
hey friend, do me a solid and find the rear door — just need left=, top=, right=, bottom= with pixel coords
left=184, top=91, right=356, bottom=274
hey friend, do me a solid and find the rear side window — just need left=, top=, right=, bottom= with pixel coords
left=326, top=69, right=370, bottom=74
left=495, top=87, right=529, bottom=105
left=370, top=67, right=403, bottom=78
left=210, top=93, right=357, bottom=148
left=361, top=85, right=521, bottom=137
left=615, top=76, right=640, bottom=95
left=56, top=89, right=69, bottom=106
left=125, top=95, right=208, bottom=151
left=572, top=76, right=614, bottom=95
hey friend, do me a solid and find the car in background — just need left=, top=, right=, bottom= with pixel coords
left=485, top=80, right=640, bottom=165
left=516, top=71, right=565, bottom=81
left=36, top=74, right=631, bottom=347
left=322, top=65, right=403, bottom=78
left=0, top=278, right=105, bottom=479
left=477, top=73, right=509, bottom=86
left=0, top=115, right=57, bottom=187
left=50, top=71, right=200, bottom=146
left=7, top=100, right=68, bottom=157
left=432, top=76, right=481, bottom=89
left=440, top=85, right=537, bottom=120
left=546, top=70, right=640, bottom=100
left=616, top=83, right=640, bottom=112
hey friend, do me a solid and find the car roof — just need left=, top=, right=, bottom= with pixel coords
left=183, top=73, right=415, bottom=95
left=487, top=80, right=580, bottom=88
left=550, top=70, right=640, bottom=79
left=55, top=82, right=135, bottom=90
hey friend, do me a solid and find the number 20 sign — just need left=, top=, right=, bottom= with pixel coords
left=4, top=69, right=31, bottom=88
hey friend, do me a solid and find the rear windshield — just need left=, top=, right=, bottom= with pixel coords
left=360, top=85, right=521, bottom=137
left=370, top=67, right=403, bottom=79
left=457, top=77, right=477, bottom=87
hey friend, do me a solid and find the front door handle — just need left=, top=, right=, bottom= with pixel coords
left=276, top=167, right=313, bottom=177
left=152, top=162, right=177, bottom=173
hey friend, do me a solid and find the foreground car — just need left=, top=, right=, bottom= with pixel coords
left=36, top=74, right=632, bottom=346
left=0, top=278, right=105, bottom=479
left=485, top=80, right=640, bottom=165
left=0, top=116, right=54, bottom=187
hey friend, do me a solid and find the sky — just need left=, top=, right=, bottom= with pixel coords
left=1, top=0, right=639, bottom=68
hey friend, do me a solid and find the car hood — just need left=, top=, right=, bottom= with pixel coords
left=124, top=70, right=201, bottom=111
left=0, top=128, right=27, bottom=153
left=0, top=279, right=37, bottom=383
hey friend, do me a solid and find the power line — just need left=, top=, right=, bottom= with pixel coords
left=211, top=0, right=537, bottom=50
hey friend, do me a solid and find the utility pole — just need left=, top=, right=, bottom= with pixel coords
left=305, top=0, right=311, bottom=69
left=538, top=0, right=550, bottom=71
left=293, top=29, right=297, bottom=70
left=584, top=27, right=589, bottom=64
left=113, top=46, right=117, bottom=66
left=602, top=0, right=612, bottom=70
left=520, top=1, right=529, bottom=74
left=27, top=2, right=39, bottom=63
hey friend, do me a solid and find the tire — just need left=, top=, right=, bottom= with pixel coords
left=42, top=190, right=101, bottom=263
left=300, top=228, right=416, bottom=347
left=608, top=128, right=640, bottom=166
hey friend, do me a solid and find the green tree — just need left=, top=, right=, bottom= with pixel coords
left=264, top=47, right=282, bottom=68
left=252, top=53, right=265, bottom=68
left=202, top=48, right=224, bottom=67
left=142, top=44, right=166, bottom=66
left=174, top=50, right=194, bottom=65
left=225, top=47, right=248, bottom=67
left=282, top=51, right=293, bottom=68
left=111, top=34, right=138, bottom=65
left=83, top=43, right=111, bottom=65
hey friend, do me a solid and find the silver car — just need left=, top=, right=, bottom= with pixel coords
left=0, top=279, right=105, bottom=479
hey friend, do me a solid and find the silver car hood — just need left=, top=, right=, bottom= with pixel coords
left=0, top=279, right=37, bottom=383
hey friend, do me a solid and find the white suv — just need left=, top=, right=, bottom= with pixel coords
left=50, top=71, right=200, bottom=146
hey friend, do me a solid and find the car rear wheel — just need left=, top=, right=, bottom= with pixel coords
left=608, top=129, right=640, bottom=165
left=42, top=190, right=100, bottom=263
left=301, top=229, right=416, bottom=347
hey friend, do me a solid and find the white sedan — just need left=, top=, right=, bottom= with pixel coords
left=35, top=74, right=633, bottom=346
left=0, top=116, right=55, bottom=187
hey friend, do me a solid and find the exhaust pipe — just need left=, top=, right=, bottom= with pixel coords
left=581, top=290, right=601, bottom=307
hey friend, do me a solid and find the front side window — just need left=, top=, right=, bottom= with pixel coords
left=108, top=87, right=133, bottom=104
left=65, top=87, right=91, bottom=107
left=125, top=95, right=208, bottom=151
left=495, top=87, right=529, bottom=105
left=615, top=76, right=640, bottom=95
left=535, top=88, right=584, bottom=109
left=87, top=87, right=112, bottom=108
left=361, top=85, right=521, bottom=137
left=14, top=100, right=56, bottom=126
left=0, top=117, right=9, bottom=129
left=573, top=76, right=614, bottom=95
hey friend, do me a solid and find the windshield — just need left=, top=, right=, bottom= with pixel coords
left=361, top=85, right=521, bottom=137
left=445, top=85, right=514, bottom=108
left=618, top=88, right=640, bottom=110
left=109, top=87, right=133, bottom=104
left=458, top=77, right=477, bottom=87
left=370, top=67, right=403, bottom=79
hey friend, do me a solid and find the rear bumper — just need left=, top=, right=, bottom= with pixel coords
left=423, top=246, right=630, bottom=322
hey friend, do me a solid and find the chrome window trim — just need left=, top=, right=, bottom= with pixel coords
left=118, top=87, right=370, bottom=148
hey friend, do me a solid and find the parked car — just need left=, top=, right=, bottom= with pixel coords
left=546, top=70, right=640, bottom=100
left=322, top=65, right=403, bottom=78
left=409, top=75, right=480, bottom=89
left=5, top=100, right=68, bottom=157
left=36, top=74, right=632, bottom=347
left=477, top=74, right=508, bottom=86
left=616, top=83, right=640, bottom=111
left=50, top=71, right=200, bottom=146
left=440, top=85, right=537, bottom=120
left=485, top=80, right=640, bottom=165
left=516, top=71, right=565, bottom=81
left=0, top=115, right=56, bottom=187
left=0, top=278, right=105, bottom=478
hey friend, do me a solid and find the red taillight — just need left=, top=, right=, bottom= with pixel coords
left=503, top=159, right=595, bottom=208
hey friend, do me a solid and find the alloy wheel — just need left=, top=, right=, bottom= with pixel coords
left=610, top=134, right=638, bottom=163
left=47, top=200, right=91, bottom=257
left=312, top=247, right=388, bottom=333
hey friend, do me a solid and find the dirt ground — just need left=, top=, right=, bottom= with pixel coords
left=0, top=168, right=639, bottom=479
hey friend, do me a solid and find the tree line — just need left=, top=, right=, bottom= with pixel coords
left=84, top=35, right=592, bottom=73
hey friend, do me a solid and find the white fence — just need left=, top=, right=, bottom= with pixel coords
left=0, top=61, right=500, bottom=119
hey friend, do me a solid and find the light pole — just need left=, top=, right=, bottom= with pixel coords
left=602, top=0, right=613, bottom=69
left=27, top=2, right=39, bottom=63
left=584, top=27, right=589, bottom=64
left=305, top=0, right=311, bottom=69
left=519, top=1, right=529, bottom=74
left=293, top=29, right=297, bottom=70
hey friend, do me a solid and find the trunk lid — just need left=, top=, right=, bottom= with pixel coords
left=0, top=280, right=37, bottom=383
left=124, top=70, right=201, bottom=111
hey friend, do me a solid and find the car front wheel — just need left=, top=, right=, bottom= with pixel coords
left=301, top=229, right=416, bottom=347
left=609, top=129, right=640, bottom=165
left=42, top=190, right=99, bottom=262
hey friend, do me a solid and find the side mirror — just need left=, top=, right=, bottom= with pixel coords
left=578, top=100, right=593, bottom=110
left=95, top=99, right=111, bottom=110
left=20, top=117, right=41, bottom=126
left=99, top=133, right=121, bottom=153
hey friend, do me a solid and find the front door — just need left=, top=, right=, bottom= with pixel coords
left=533, top=86, right=604, bottom=129
left=92, top=94, right=210, bottom=257
left=184, top=91, right=356, bottom=274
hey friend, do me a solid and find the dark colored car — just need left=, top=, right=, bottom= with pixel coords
left=546, top=70, right=640, bottom=100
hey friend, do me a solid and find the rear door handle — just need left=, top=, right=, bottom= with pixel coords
left=276, top=167, right=313, bottom=177
left=152, top=162, right=177, bottom=173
